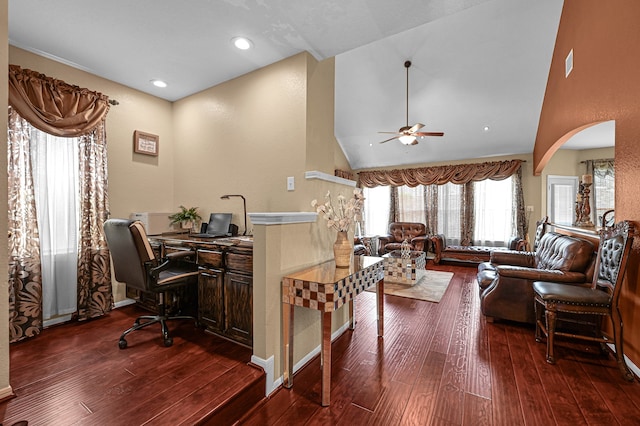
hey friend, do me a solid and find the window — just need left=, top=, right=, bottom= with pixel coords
left=547, top=175, right=579, bottom=225
left=594, top=173, right=614, bottom=223
left=397, top=185, right=426, bottom=223
left=362, top=175, right=519, bottom=247
left=362, top=186, right=390, bottom=236
left=474, top=178, right=516, bottom=246
left=437, top=183, right=462, bottom=245
left=30, top=129, right=80, bottom=322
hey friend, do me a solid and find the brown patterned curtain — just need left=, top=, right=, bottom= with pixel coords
left=461, top=182, right=475, bottom=245
left=358, top=159, right=523, bottom=187
left=8, top=66, right=112, bottom=342
left=8, top=110, right=42, bottom=342
left=514, top=168, right=527, bottom=240
left=360, top=159, right=526, bottom=246
left=389, top=186, right=399, bottom=223
left=424, top=184, right=438, bottom=235
left=334, top=169, right=354, bottom=181
left=9, top=65, right=110, bottom=137
left=76, top=122, right=112, bottom=321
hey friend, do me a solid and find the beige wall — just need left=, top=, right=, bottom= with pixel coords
left=0, top=0, right=9, bottom=400
left=173, top=51, right=354, bottom=384
left=171, top=53, right=349, bottom=228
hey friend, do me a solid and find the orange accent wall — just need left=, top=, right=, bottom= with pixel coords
left=534, top=0, right=640, bottom=367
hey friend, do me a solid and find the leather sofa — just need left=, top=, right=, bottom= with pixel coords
left=430, top=234, right=526, bottom=264
left=476, top=232, right=595, bottom=324
left=378, top=222, right=429, bottom=255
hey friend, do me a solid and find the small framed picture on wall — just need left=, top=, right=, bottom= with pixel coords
left=133, top=130, right=159, bottom=156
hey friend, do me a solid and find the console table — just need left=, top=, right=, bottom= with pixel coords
left=282, top=255, right=385, bottom=406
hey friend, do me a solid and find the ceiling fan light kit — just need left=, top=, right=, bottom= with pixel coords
left=399, top=135, right=416, bottom=145
left=378, top=60, right=444, bottom=145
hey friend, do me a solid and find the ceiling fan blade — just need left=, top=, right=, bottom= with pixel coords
left=378, top=131, right=402, bottom=135
left=415, top=131, right=445, bottom=137
left=408, top=123, right=425, bottom=133
left=379, top=136, right=399, bottom=144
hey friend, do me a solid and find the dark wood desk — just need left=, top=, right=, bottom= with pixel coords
left=282, top=256, right=385, bottom=406
left=147, top=234, right=254, bottom=347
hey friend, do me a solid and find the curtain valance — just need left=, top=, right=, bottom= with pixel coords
left=9, top=65, right=110, bottom=137
left=358, top=159, right=523, bottom=188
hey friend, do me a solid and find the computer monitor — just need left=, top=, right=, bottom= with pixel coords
left=205, top=213, right=233, bottom=236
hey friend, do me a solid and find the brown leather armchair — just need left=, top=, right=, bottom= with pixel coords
left=476, top=232, right=596, bottom=324
left=378, top=222, right=428, bottom=255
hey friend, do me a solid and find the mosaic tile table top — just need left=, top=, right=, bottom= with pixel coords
left=282, top=255, right=384, bottom=312
left=383, top=250, right=427, bottom=285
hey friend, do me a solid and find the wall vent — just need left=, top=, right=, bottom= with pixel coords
left=565, top=49, right=573, bottom=78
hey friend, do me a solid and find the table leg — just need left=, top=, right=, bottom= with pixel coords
left=283, top=302, right=294, bottom=388
left=376, top=279, right=384, bottom=337
left=349, top=299, right=355, bottom=330
left=321, top=310, right=332, bottom=406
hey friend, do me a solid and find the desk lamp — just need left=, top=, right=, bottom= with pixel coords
left=220, top=194, right=247, bottom=235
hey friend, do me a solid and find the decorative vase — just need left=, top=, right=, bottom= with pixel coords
left=333, top=231, right=352, bottom=268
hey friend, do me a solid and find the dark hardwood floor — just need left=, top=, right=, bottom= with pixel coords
left=240, top=262, right=640, bottom=426
left=2, top=261, right=639, bottom=425
left=0, top=304, right=265, bottom=426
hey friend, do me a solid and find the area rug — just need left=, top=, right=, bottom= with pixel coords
left=368, top=269, right=454, bottom=303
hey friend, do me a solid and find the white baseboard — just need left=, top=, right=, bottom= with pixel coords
left=250, top=355, right=278, bottom=397
left=43, top=314, right=73, bottom=328
left=114, top=298, right=137, bottom=309
left=252, top=321, right=351, bottom=397
left=607, top=343, right=640, bottom=378
left=0, top=385, right=14, bottom=401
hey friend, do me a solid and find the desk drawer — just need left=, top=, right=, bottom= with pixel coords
left=197, top=249, right=223, bottom=268
left=226, top=252, right=252, bottom=273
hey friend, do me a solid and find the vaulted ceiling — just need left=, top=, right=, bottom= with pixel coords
left=9, top=0, right=603, bottom=170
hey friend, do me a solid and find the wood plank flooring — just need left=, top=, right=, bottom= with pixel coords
left=2, top=261, right=639, bottom=425
left=240, top=262, right=640, bottom=426
left=0, top=305, right=264, bottom=426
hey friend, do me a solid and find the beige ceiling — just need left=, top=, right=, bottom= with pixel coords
left=7, top=0, right=595, bottom=170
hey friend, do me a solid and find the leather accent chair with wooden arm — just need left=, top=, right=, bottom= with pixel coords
left=104, top=218, right=200, bottom=349
left=378, top=222, right=428, bottom=255
left=533, top=220, right=635, bottom=381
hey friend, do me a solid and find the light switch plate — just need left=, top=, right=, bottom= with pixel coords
left=287, top=176, right=295, bottom=191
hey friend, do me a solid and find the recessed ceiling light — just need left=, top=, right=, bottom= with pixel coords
left=232, top=37, right=253, bottom=50
left=151, top=79, right=167, bottom=88
left=483, top=126, right=491, bottom=132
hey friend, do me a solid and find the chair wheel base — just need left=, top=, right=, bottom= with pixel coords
left=546, top=356, right=555, bottom=364
left=163, top=337, right=173, bottom=347
left=119, top=339, right=128, bottom=349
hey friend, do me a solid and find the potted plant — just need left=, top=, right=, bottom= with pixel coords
left=168, top=205, right=202, bottom=232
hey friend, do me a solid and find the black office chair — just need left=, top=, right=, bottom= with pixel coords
left=533, top=220, right=635, bottom=381
left=104, top=218, right=200, bottom=349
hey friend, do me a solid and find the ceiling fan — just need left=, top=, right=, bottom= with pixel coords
left=378, top=60, right=444, bottom=145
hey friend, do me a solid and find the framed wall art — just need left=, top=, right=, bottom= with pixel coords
left=133, top=130, right=159, bottom=156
